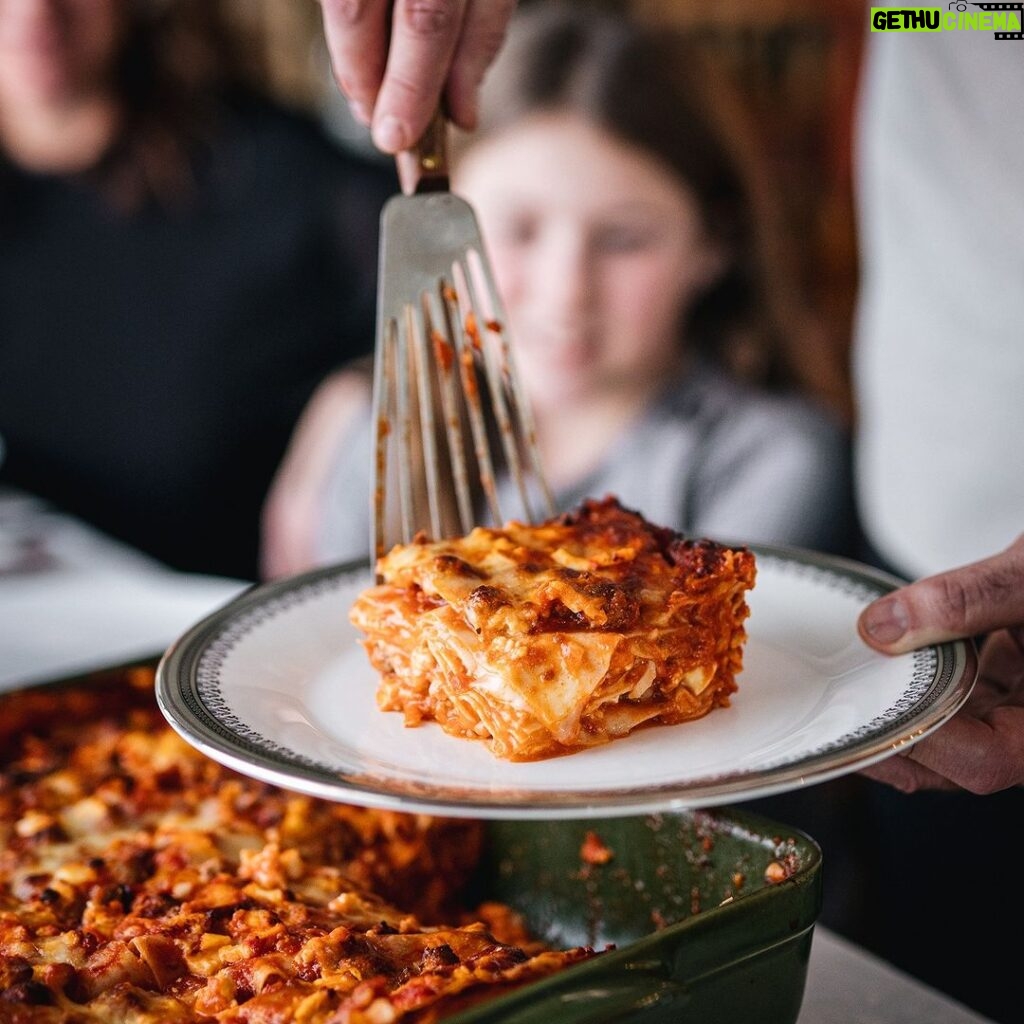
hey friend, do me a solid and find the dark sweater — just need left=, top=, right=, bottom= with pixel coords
left=0, top=96, right=396, bottom=581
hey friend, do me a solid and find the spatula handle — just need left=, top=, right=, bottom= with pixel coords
left=395, top=109, right=450, bottom=196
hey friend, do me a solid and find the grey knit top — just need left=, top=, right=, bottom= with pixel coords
left=315, top=360, right=853, bottom=566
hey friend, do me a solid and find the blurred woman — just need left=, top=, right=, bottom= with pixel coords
left=262, top=2, right=852, bottom=575
left=0, top=0, right=394, bottom=581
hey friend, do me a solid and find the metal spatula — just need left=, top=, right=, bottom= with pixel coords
left=370, top=111, right=553, bottom=564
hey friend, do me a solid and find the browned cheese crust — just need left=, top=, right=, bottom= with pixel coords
left=0, top=671, right=597, bottom=1023
left=350, top=496, right=757, bottom=761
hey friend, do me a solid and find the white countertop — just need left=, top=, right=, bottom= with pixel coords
left=0, top=488, right=997, bottom=1024
left=802, top=928, right=994, bottom=1024
left=0, top=487, right=247, bottom=690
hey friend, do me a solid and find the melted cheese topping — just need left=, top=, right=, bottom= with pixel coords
left=351, top=496, right=756, bottom=761
left=0, top=674, right=597, bottom=1023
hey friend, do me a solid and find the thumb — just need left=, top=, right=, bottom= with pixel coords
left=858, top=534, right=1024, bottom=654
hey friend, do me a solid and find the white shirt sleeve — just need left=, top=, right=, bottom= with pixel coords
left=852, top=29, right=1024, bottom=577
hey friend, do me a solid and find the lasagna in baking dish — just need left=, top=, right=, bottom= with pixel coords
left=350, top=496, right=757, bottom=761
left=0, top=671, right=597, bottom=1023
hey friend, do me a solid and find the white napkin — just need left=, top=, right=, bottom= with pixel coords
left=0, top=489, right=248, bottom=692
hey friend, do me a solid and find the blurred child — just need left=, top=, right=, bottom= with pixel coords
left=262, top=2, right=852, bottom=575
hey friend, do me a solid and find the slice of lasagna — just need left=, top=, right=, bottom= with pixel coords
left=350, top=496, right=757, bottom=761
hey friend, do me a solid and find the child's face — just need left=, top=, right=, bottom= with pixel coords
left=455, top=112, right=722, bottom=413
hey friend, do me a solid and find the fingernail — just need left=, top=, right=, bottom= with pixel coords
left=373, top=115, right=407, bottom=153
left=861, top=596, right=909, bottom=644
left=348, top=100, right=371, bottom=127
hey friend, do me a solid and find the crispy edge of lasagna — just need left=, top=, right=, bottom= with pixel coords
left=0, top=671, right=598, bottom=1024
left=350, top=496, right=757, bottom=761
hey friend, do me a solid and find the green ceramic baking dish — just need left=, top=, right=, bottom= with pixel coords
left=0, top=663, right=821, bottom=1024
left=450, top=810, right=822, bottom=1024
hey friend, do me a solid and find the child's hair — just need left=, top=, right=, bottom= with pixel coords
left=455, top=1, right=800, bottom=389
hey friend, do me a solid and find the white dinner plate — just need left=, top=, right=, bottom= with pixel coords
left=156, top=547, right=976, bottom=819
